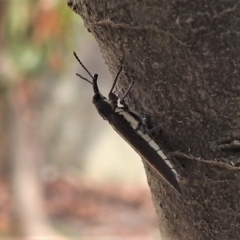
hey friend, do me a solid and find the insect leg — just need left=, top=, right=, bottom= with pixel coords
left=139, top=116, right=162, bottom=135
left=108, top=65, right=123, bottom=104
left=119, top=80, right=135, bottom=106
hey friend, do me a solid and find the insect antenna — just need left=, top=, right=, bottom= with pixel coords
left=73, top=51, right=93, bottom=84
left=76, top=73, right=93, bottom=85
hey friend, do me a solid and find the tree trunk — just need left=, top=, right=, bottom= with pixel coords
left=68, top=1, right=240, bottom=239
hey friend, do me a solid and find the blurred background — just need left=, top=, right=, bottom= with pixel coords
left=0, top=0, right=159, bottom=239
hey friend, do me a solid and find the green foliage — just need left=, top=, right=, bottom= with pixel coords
left=3, top=0, right=80, bottom=80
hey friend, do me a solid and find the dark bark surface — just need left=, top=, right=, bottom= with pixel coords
left=68, top=1, right=240, bottom=239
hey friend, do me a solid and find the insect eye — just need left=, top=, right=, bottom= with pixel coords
left=92, top=93, right=102, bottom=104
left=109, top=92, right=118, bottom=102
left=93, top=94, right=100, bottom=100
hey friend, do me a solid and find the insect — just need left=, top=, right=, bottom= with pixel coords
left=73, top=52, right=181, bottom=193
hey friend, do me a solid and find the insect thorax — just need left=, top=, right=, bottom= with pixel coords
left=94, top=97, right=115, bottom=120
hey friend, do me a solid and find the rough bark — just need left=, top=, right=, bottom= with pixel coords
left=68, top=1, right=240, bottom=239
